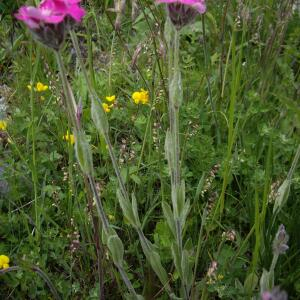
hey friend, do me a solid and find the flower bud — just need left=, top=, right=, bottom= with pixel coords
left=272, top=224, right=289, bottom=255
left=156, top=1, right=206, bottom=30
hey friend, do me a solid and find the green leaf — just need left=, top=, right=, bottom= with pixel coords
left=74, top=130, right=93, bottom=175
left=91, top=99, right=109, bottom=136
left=244, top=272, right=258, bottom=295
left=107, top=234, right=124, bottom=265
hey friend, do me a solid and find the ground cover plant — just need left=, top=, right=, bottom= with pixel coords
left=0, top=0, right=300, bottom=299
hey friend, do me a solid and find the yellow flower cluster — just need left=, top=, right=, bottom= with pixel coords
left=102, top=103, right=113, bottom=113
left=102, top=95, right=116, bottom=113
left=27, top=82, right=49, bottom=92
left=206, top=274, right=224, bottom=285
left=63, top=131, right=75, bottom=145
left=105, top=95, right=116, bottom=102
left=0, top=120, right=7, bottom=131
left=0, top=255, right=10, bottom=269
left=132, top=89, right=149, bottom=105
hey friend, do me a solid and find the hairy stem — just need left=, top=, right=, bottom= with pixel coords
left=70, top=30, right=173, bottom=296
left=55, top=50, right=139, bottom=299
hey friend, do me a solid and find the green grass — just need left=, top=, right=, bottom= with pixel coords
left=0, top=1, right=300, bottom=299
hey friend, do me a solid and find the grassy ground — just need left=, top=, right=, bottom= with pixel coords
left=0, top=1, right=300, bottom=299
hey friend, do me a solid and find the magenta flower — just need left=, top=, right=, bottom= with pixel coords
left=261, top=287, right=288, bottom=300
left=156, top=0, right=206, bottom=29
left=15, top=0, right=85, bottom=50
left=40, top=0, right=85, bottom=23
left=156, top=0, right=206, bottom=14
left=15, top=0, right=85, bottom=29
left=14, top=6, right=65, bottom=29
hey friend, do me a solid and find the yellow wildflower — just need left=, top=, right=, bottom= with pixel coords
left=102, top=103, right=113, bottom=113
left=35, top=82, right=49, bottom=92
left=27, top=84, right=32, bottom=91
left=206, top=278, right=215, bottom=285
left=217, top=274, right=224, bottom=280
left=139, top=89, right=149, bottom=104
left=63, top=131, right=75, bottom=145
left=0, top=255, right=10, bottom=269
left=132, top=91, right=142, bottom=104
left=132, top=89, right=149, bottom=105
left=108, top=214, right=115, bottom=221
left=105, top=95, right=116, bottom=102
left=0, top=120, right=7, bottom=131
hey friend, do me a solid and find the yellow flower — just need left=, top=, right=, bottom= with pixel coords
left=0, top=120, right=7, bottom=131
left=0, top=255, right=10, bottom=269
left=35, top=82, right=48, bottom=92
left=217, top=274, right=224, bottom=281
left=206, top=278, right=214, bottom=285
left=63, top=131, right=75, bottom=145
left=102, top=103, right=113, bottom=113
left=132, top=89, right=149, bottom=105
left=105, top=95, right=116, bottom=102
left=108, top=214, right=115, bottom=221
left=27, top=84, right=32, bottom=91
left=139, top=89, right=149, bottom=104
left=132, top=91, right=142, bottom=104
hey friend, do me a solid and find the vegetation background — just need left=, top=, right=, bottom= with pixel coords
left=0, top=0, right=299, bottom=299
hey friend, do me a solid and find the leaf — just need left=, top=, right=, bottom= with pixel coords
left=162, top=201, right=176, bottom=238
left=116, top=189, right=136, bottom=227
left=91, top=99, right=109, bottom=136
left=130, top=174, right=141, bottom=185
left=273, top=179, right=291, bottom=215
left=74, top=130, right=93, bottom=175
left=131, top=193, right=141, bottom=227
left=107, top=234, right=124, bottom=265
left=244, top=272, right=258, bottom=295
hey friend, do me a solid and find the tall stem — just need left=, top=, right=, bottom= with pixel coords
left=69, top=30, right=129, bottom=202
left=173, top=29, right=181, bottom=186
left=69, top=30, right=174, bottom=296
left=29, top=44, right=40, bottom=241
left=54, top=50, right=139, bottom=299
left=167, top=24, right=189, bottom=299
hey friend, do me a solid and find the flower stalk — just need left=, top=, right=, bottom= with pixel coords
left=69, top=29, right=174, bottom=297
left=54, top=50, right=140, bottom=299
left=164, top=18, right=190, bottom=299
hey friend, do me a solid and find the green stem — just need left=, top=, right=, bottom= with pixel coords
left=201, top=15, right=220, bottom=145
left=192, top=207, right=207, bottom=286
left=54, top=51, right=78, bottom=131
left=29, top=44, right=40, bottom=241
left=269, top=253, right=279, bottom=275
left=87, top=175, right=109, bottom=232
left=116, top=263, right=139, bottom=298
left=70, top=30, right=174, bottom=296
left=69, top=30, right=129, bottom=201
left=173, top=29, right=181, bottom=186
left=55, top=49, right=139, bottom=299
left=0, top=265, right=61, bottom=300
left=167, top=24, right=188, bottom=299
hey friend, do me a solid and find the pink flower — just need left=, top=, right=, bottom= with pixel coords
left=156, top=0, right=206, bottom=14
left=261, top=287, right=288, bottom=300
left=40, top=0, right=85, bottom=23
left=15, top=0, right=85, bottom=29
left=156, top=0, right=206, bottom=29
left=14, top=5, right=65, bottom=29
left=15, top=0, right=85, bottom=50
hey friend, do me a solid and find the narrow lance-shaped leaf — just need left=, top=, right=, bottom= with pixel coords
left=74, top=130, right=93, bottom=175
left=91, top=98, right=109, bottom=136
